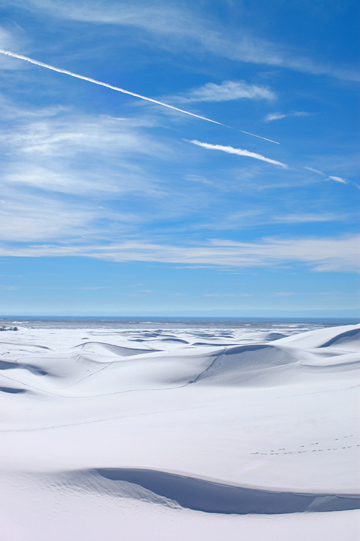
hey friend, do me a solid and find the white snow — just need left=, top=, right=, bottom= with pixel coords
left=0, top=322, right=359, bottom=539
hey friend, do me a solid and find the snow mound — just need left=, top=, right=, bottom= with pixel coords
left=55, top=468, right=360, bottom=515
left=0, top=321, right=359, bottom=539
left=74, top=341, right=157, bottom=357
left=195, top=344, right=298, bottom=386
left=276, top=324, right=360, bottom=350
left=319, top=327, right=360, bottom=350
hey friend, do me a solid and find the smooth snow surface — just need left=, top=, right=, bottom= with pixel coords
left=0, top=321, right=359, bottom=540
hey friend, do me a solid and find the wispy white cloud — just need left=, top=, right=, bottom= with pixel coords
left=264, top=111, right=310, bottom=122
left=1, top=235, right=359, bottom=273
left=190, top=209, right=351, bottom=232
left=0, top=192, right=96, bottom=242
left=304, top=167, right=325, bottom=175
left=175, top=80, right=275, bottom=103
left=264, top=112, right=286, bottom=122
left=0, top=26, right=28, bottom=69
left=8, top=1, right=359, bottom=82
left=0, top=170, right=150, bottom=243
left=328, top=175, right=347, bottom=184
left=0, top=180, right=167, bottom=243
left=1, top=118, right=165, bottom=159
left=305, top=168, right=355, bottom=188
left=204, top=293, right=253, bottom=297
left=0, top=27, right=14, bottom=49
left=273, top=213, right=349, bottom=224
left=3, top=164, right=164, bottom=199
left=187, top=140, right=287, bottom=168
left=0, top=97, right=171, bottom=198
left=210, top=236, right=360, bottom=272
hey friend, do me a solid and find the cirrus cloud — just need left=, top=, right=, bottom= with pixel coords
left=328, top=176, right=347, bottom=184
left=175, top=80, right=275, bottom=103
left=264, top=111, right=310, bottom=122
left=0, top=235, right=359, bottom=273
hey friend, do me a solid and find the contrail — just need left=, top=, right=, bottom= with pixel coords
left=187, top=140, right=287, bottom=168
left=0, top=49, right=278, bottom=144
left=236, top=130, right=279, bottom=145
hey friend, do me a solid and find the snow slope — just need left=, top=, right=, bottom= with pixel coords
left=0, top=322, right=359, bottom=540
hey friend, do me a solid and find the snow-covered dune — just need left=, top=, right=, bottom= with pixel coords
left=0, top=322, right=359, bottom=540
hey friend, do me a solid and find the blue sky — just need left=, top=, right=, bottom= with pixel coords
left=0, top=0, right=359, bottom=316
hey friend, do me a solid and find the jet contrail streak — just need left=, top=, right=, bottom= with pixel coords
left=188, top=139, right=287, bottom=167
left=239, top=130, right=279, bottom=145
left=0, top=49, right=279, bottom=144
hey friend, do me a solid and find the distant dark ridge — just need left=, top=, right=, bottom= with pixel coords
left=0, top=316, right=358, bottom=331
